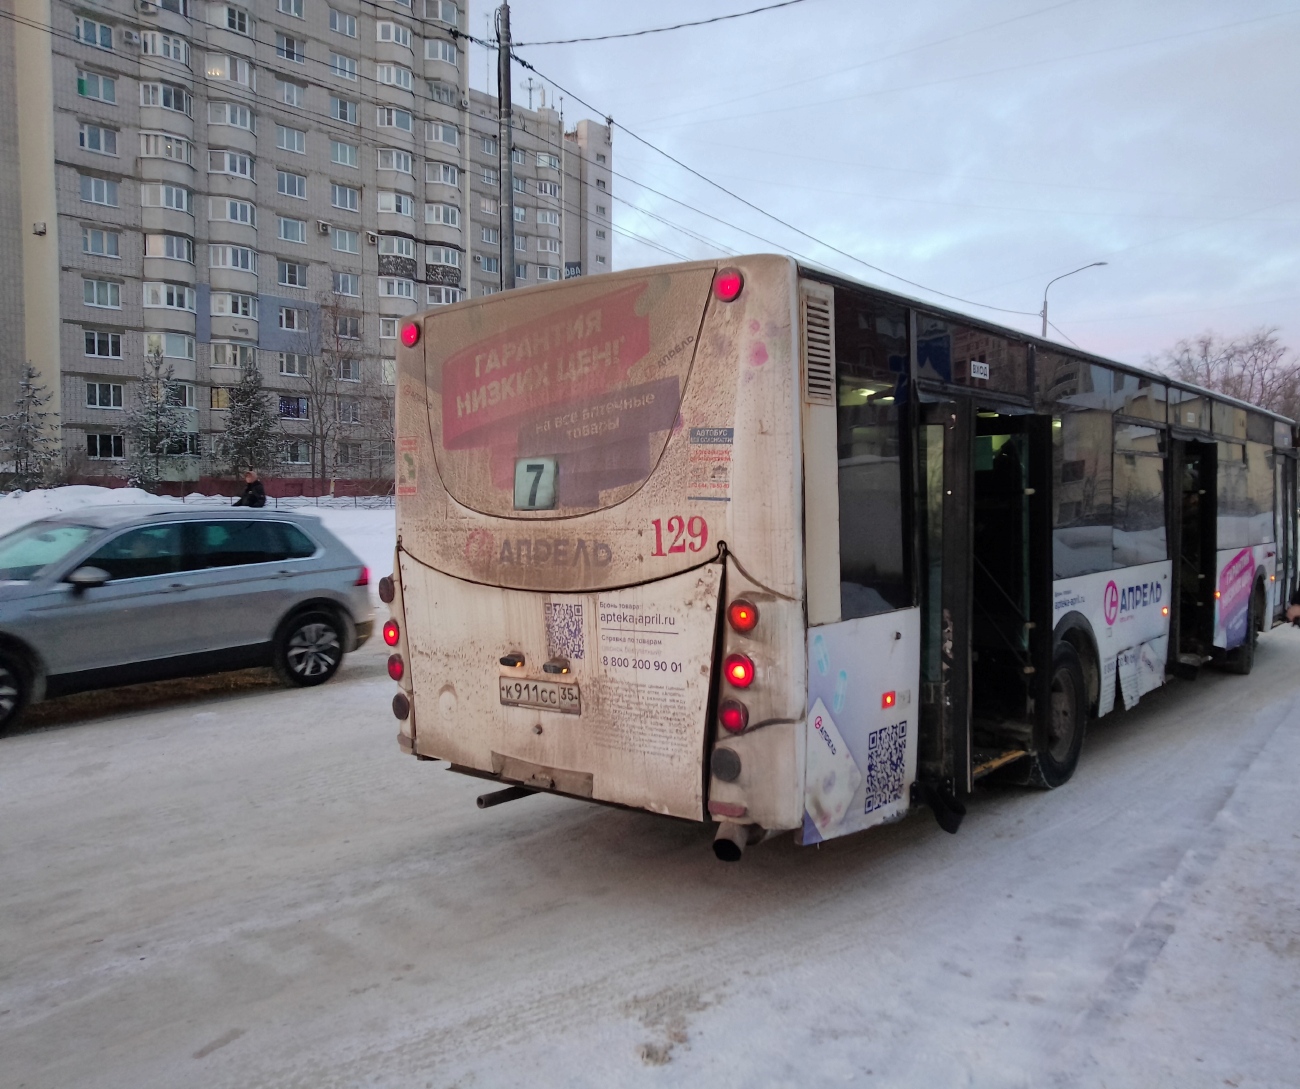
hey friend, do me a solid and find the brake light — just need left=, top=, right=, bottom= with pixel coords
left=718, top=699, right=749, bottom=733
left=355, top=566, right=370, bottom=587
left=727, top=598, right=759, bottom=633
left=713, top=267, right=744, bottom=302
left=401, top=321, right=421, bottom=348
left=724, top=653, right=754, bottom=688
left=882, top=691, right=896, bottom=710
left=383, top=619, right=400, bottom=646
left=387, top=654, right=404, bottom=681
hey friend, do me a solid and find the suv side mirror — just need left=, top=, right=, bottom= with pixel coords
left=66, top=565, right=111, bottom=590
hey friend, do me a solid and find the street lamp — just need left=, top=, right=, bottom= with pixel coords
left=1041, top=262, right=1107, bottom=339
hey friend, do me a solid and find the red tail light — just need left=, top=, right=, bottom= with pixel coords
left=727, top=599, right=759, bottom=633
left=719, top=699, right=749, bottom=733
left=383, top=619, right=400, bottom=646
left=713, top=267, right=744, bottom=302
left=355, top=566, right=370, bottom=587
left=387, top=654, right=404, bottom=681
left=723, top=653, right=754, bottom=688
left=400, top=321, right=421, bottom=348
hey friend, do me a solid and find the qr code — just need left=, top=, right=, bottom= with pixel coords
left=544, top=602, right=584, bottom=660
left=864, top=720, right=907, bottom=814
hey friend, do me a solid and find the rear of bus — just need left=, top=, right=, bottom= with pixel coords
left=384, top=257, right=810, bottom=850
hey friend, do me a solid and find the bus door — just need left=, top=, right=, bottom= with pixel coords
left=1168, top=438, right=1218, bottom=663
left=1275, top=451, right=1297, bottom=623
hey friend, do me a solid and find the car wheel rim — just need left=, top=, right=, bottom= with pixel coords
left=287, top=622, right=341, bottom=677
left=1048, top=670, right=1077, bottom=762
left=0, top=666, right=17, bottom=718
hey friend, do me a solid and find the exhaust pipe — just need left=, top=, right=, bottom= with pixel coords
left=476, top=785, right=536, bottom=809
left=713, top=821, right=755, bottom=862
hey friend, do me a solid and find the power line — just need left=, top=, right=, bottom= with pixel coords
left=511, top=0, right=813, bottom=47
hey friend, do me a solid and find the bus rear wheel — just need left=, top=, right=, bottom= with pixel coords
left=1029, top=643, right=1087, bottom=789
left=1221, top=585, right=1263, bottom=676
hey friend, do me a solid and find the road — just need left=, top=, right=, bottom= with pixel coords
left=2, top=631, right=1298, bottom=1089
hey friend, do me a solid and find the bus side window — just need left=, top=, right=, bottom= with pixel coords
left=1052, top=409, right=1114, bottom=579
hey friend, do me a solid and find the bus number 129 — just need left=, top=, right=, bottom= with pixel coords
left=651, top=516, right=708, bottom=556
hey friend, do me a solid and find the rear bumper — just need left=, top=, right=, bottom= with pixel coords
left=354, top=617, right=374, bottom=649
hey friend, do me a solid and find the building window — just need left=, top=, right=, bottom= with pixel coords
left=380, top=318, right=398, bottom=339
left=515, top=263, right=527, bottom=279
left=140, top=82, right=191, bottom=114
left=427, top=162, right=459, bottom=186
left=376, top=64, right=413, bottom=90
left=481, top=166, right=498, bottom=186
left=376, top=148, right=412, bottom=174
left=338, top=359, right=360, bottom=381
left=280, top=396, right=309, bottom=420
left=145, top=234, right=195, bottom=262
left=331, top=140, right=359, bottom=167
left=84, top=330, right=122, bottom=358
left=140, top=131, right=193, bottom=164
left=277, top=260, right=308, bottom=287
left=336, top=316, right=361, bottom=339
left=596, top=255, right=607, bottom=265
left=332, top=228, right=359, bottom=253
left=77, top=70, right=116, bottom=103
left=331, top=183, right=360, bottom=211
left=336, top=442, right=363, bottom=465
left=277, top=170, right=307, bottom=199
left=79, top=175, right=119, bottom=207
left=208, top=149, right=252, bottom=177
left=209, top=197, right=255, bottom=225
left=538, top=209, right=559, bottom=226
left=211, top=292, right=257, bottom=318
left=537, top=237, right=560, bottom=254
left=278, top=217, right=307, bottom=243
left=512, top=177, right=526, bottom=194
left=75, top=18, right=113, bottom=50
left=596, top=153, right=607, bottom=164
left=480, top=227, right=498, bottom=244
left=279, top=352, right=308, bottom=375
left=377, top=106, right=413, bottom=130
left=481, top=135, right=497, bottom=155
left=141, top=32, right=191, bottom=66
left=143, top=282, right=196, bottom=311
left=82, top=228, right=120, bottom=258
left=275, top=33, right=305, bottom=63
left=210, top=244, right=256, bottom=271
left=208, top=101, right=253, bottom=130
left=224, top=6, right=250, bottom=34
left=514, top=234, right=527, bottom=252
left=426, top=245, right=459, bottom=267
left=376, top=20, right=412, bottom=45
left=282, top=440, right=309, bottom=464
left=379, top=278, right=414, bottom=298
left=536, top=152, right=560, bottom=170
left=146, top=332, right=196, bottom=360
left=205, top=54, right=250, bottom=86
left=86, top=434, right=125, bottom=460
left=537, top=265, right=560, bottom=281
left=595, top=179, right=607, bottom=191
left=514, top=205, right=526, bottom=223
left=278, top=0, right=304, bottom=17
left=83, top=279, right=121, bottom=309
left=378, top=235, right=414, bottom=257
left=211, top=342, right=255, bottom=368
left=426, top=121, right=457, bottom=146
left=333, top=271, right=359, bottom=296
left=330, top=53, right=358, bottom=80
left=478, top=284, right=499, bottom=296
left=86, top=382, right=124, bottom=408
left=337, top=399, right=361, bottom=423
left=480, top=197, right=498, bottom=215
left=329, top=8, right=357, bottom=36
left=381, top=359, right=397, bottom=385
left=378, top=192, right=414, bottom=216
left=211, top=387, right=230, bottom=410
left=510, top=148, right=525, bottom=166
left=166, top=383, right=196, bottom=410
left=427, top=0, right=458, bottom=23
left=279, top=307, right=307, bottom=330
left=481, top=256, right=499, bottom=274
left=79, top=124, right=118, bottom=156
left=596, top=204, right=606, bottom=215
left=277, top=79, right=305, bottom=107
left=425, top=38, right=458, bottom=64
left=428, top=80, right=456, bottom=104
left=276, top=125, right=306, bottom=154
left=330, top=96, right=358, bottom=123
left=595, top=229, right=606, bottom=240
left=142, top=184, right=192, bottom=213
left=427, top=286, right=461, bottom=305
left=425, top=203, right=459, bottom=227
left=538, top=181, right=559, bottom=197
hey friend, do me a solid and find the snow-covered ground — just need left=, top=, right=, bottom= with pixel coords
left=1, top=595, right=1298, bottom=1086
left=0, top=485, right=397, bottom=594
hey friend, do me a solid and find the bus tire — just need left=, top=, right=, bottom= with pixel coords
left=1028, top=643, right=1087, bottom=789
left=1221, top=585, right=1263, bottom=676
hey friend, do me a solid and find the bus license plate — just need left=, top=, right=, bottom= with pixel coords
left=499, top=677, right=581, bottom=715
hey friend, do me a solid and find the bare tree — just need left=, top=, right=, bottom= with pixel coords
left=1159, top=328, right=1300, bottom=419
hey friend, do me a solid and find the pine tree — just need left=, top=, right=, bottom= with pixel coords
left=215, top=365, right=278, bottom=476
left=124, top=350, right=192, bottom=491
left=0, top=364, right=61, bottom=491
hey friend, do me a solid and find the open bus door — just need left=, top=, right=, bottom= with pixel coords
left=1167, top=438, right=1218, bottom=667
left=1275, top=451, right=1297, bottom=623
left=917, top=400, right=1053, bottom=796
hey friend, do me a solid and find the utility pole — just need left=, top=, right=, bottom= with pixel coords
left=497, top=3, right=516, bottom=291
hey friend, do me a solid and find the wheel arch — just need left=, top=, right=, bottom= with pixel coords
left=1053, top=610, right=1100, bottom=715
left=0, top=632, right=48, bottom=702
left=276, top=597, right=357, bottom=651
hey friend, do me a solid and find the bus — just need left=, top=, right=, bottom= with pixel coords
left=380, top=256, right=1298, bottom=860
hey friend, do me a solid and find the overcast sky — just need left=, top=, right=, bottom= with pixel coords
left=469, top=0, right=1299, bottom=366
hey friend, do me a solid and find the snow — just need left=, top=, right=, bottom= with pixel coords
left=0, top=485, right=396, bottom=598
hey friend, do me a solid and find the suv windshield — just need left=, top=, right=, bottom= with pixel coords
left=0, top=521, right=100, bottom=581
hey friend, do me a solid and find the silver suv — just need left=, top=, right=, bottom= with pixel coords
left=0, top=506, right=374, bottom=732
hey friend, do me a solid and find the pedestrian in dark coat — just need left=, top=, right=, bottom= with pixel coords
left=234, top=469, right=266, bottom=508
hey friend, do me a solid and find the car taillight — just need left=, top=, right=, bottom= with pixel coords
left=724, top=653, right=754, bottom=688
left=387, top=654, right=404, bottom=681
left=383, top=619, right=399, bottom=646
left=727, top=598, right=759, bottom=633
left=718, top=699, right=749, bottom=733
left=713, top=267, right=744, bottom=302
left=401, top=321, right=421, bottom=348
left=355, top=566, right=370, bottom=587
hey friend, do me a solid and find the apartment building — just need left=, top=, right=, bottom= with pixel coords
left=3, top=0, right=611, bottom=489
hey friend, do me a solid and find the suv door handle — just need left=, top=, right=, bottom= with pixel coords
left=275, top=569, right=294, bottom=579
left=168, top=582, right=191, bottom=592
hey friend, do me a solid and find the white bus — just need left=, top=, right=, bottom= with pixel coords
left=380, top=256, right=1298, bottom=860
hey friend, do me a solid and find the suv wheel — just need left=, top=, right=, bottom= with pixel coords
left=0, top=653, right=31, bottom=737
left=276, top=611, right=344, bottom=687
